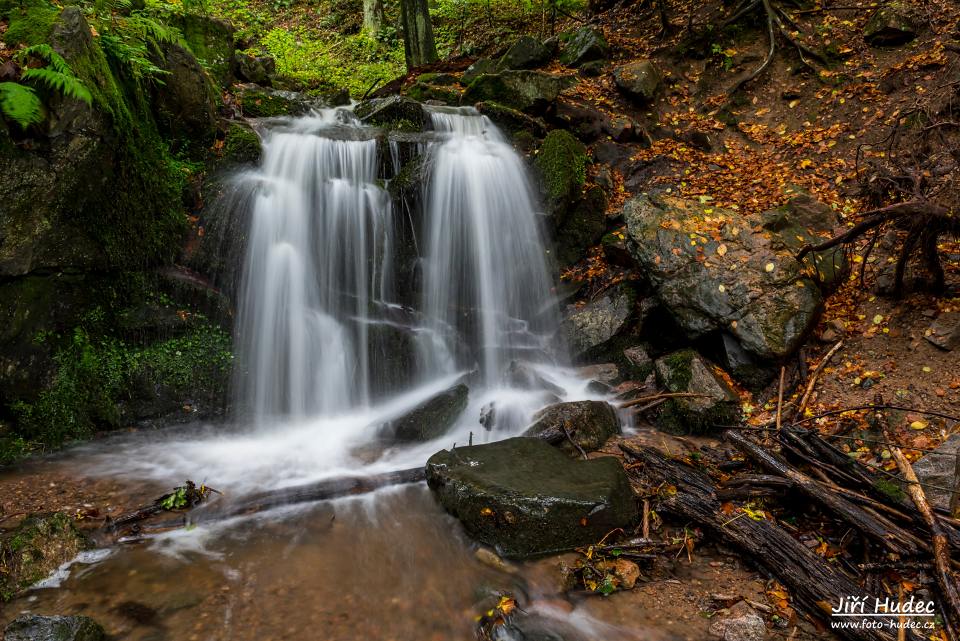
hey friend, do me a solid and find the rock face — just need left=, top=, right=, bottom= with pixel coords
left=386, top=384, right=468, bottom=442
left=4, top=615, right=105, bottom=641
left=625, top=194, right=826, bottom=360
left=425, top=437, right=638, bottom=557
left=153, top=42, right=218, bottom=145
left=463, top=70, right=573, bottom=114
left=498, top=35, right=551, bottom=70
left=613, top=60, right=660, bottom=103
left=653, top=350, right=740, bottom=434
left=864, top=2, right=917, bottom=46
left=560, top=282, right=636, bottom=361
left=524, top=400, right=621, bottom=455
left=559, top=26, right=609, bottom=68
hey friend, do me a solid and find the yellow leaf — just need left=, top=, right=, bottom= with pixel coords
left=910, top=421, right=928, bottom=430
left=717, top=244, right=728, bottom=256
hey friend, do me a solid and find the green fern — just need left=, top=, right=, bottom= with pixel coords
left=15, top=44, right=93, bottom=104
left=0, top=82, right=43, bottom=128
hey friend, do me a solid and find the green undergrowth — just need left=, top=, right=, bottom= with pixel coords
left=9, top=306, right=232, bottom=456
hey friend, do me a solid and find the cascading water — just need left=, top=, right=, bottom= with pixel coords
left=419, top=108, right=561, bottom=387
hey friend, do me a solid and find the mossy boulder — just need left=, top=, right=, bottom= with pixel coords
left=461, top=57, right=498, bottom=85
left=385, top=383, right=468, bottom=442
left=624, top=194, right=824, bottom=360
left=653, top=350, right=740, bottom=434
left=463, top=70, right=574, bottom=114
left=404, top=81, right=461, bottom=104
left=498, top=35, right=551, bottom=70
left=534, top=129, right=587, bottom=213
left=237, top=85, right=313, bottom=117
left=0, top=512, right=89, bottom=601
left=221, top=121, right=262, bottom=166
left=559, top=26, right=609, bottom=68
left=233, top=52, right=276, bottom=86
left=613, top=60, right=661, bottom=104
left=4, top=615, right=105, bottom=641
left=425, top=437, right=638, bottom=557
left=355, top=95, right=426, bottom=131
left=167, top=13, right=236, bottom=86
left=864, top=2, right=917, bottom=46
left=417, top=72, right=459, bottom=85
left=524, top=400, right=621, bottom=456
left=475, top=101, right=546, bottom=140
left=152, top=41, right=219, bottom=147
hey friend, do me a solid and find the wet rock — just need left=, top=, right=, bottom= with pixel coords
left=577, top=363, right=620, bottom=386
left=232, top=52, right=277, bottom=86
left=152, top=42, right=218, bottom=145
left=462, top=70, right=574, bottom=114
left=924, top=312, right=960, bottom=351
left=653, top=350, right=740, bottom=434
left=613, top=60, right=660, bottom=103
left=560, top=282, right=636, bottom=361
left=559, top=26, right=609, bottom=68
left=864, top=2, right=917, bottom=47
left=404, top=81, right=461, bottom=104
left=535, top=129, right=587, bottom=214
left=386, top=383, right=468, bottom=442
left=4, top=615, right=105, bottom=641
left=524, top=400, right=621, bottom=455
left=0, top=512, right=89, bottom=600
left=503, top=361, right=565, bottom=396
left=623, top=344, right=653, bottom=379
left=355, top=95, right=426, bottom=131
left=461, top=58, right=498, bottom=85
left=220, top=121, right=262, bottom=166
left=913, top=435, right=960, bottom=511
left=708, top=601, right=767, bottom=641
left=624, top=194, right=824, bottom=360
left=498, top=35, right=551, bottom=70
left=425, top=437, right=638, bottom=557
left=237, top=85, right=314, bottom=118
left=475, top=101, right=547, bottom=139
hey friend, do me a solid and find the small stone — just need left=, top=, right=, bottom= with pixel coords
left=612, top=60, right=661, bottom=103
left=924, top=312, right=960, bottom=351
left=708, top=601, right=767, bottom=641
left=614, top=558, right=640, bottom=589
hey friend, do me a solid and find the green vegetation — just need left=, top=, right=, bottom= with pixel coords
left=535, top=129, right=587, bottom=206
left=0, top=512, right=88, bottom=601
left=0, top=44, right=91, bottom=128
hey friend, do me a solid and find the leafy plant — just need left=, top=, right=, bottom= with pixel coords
left=0, top=43, right=92, bottom=128
left=0, top=82, right=44, bottom=127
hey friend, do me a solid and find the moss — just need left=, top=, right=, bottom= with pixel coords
left=238, top=87, right=306, bottom=117
left=223, top=122, right=262, bottom=165
left=873, top=478, right=907, bottom=502
left=405, top=82, right=461, bottom=104
left=0, top=512, right=88, bottom=601
left=658, top=349, right=695, bottom=391
left=534, top=129, right=587, bottom=209
left=2, top=0, right=59, bottom=46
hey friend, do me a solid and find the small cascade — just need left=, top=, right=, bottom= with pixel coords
left=235, top=111, right=395, bottom=422
left=420, top=107, right=560, bottom=387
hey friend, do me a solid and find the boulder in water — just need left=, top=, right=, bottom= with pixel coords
left=498, top=35, right=552, bottom=70
left=237, top=85, right=314, bottom=118
left=4, top=615, right=105, bottom=641
left=653, top=350, right=740, bottom=434
left=354, top=95, right=427, bottom=131
left=559, top=27, right=609, bottom=68
left=475, top=101, right=547, bottom=140
left=220, top=121, right=262, bottom=166
left=425, top=437, right=638, bottom=557
left=0, top=512, right=89, bottom=600
left=524, top=400, right=621, bottom=455
left=503, top=360, right=565, bottom=396
left=612, top=60, right=661, bottom=103
left=386, top=383, right=468, bottom=442
left=624, top=193, right=824, bottom=360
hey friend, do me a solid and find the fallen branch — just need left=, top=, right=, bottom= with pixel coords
left=794, top=340, right=843, bottom=420
left=618, top=392, right=711, bottom=409
left=890, top=446, right=960, bottom=629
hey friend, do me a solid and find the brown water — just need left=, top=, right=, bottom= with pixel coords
left=0, top=471, right=674, bottom=641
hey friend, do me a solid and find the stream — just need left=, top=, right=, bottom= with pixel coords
left=1, top=106, right=670, bottom=640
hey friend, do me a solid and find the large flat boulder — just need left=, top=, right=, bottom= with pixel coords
left=624, top=193, right=830, bottom=360
left=426, top=437, right=638, bottom=557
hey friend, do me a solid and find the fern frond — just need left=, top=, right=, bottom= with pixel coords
left=20, top=68, right=93, bottom=104
left=17, top=44, right=73, bottom=76
left=0, top=82, right=44, bottom=128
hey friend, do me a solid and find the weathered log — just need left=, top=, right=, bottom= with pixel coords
left=620, top=443, right=894, bottom=641
left=726, top=430, right=923, bottom=556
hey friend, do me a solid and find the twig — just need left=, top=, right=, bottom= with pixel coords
left=794, top=340, right=843, bottom=420
left=774, top=366, right=786, bottom=441
left=562, top=423, right=588, bottom=460
left=953, top=450, right=960, bottom=519
left=642, top=498, right=650, bottom=539
left=890, top=445, right=960, bottom=628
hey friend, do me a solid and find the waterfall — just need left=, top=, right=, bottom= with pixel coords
left=420, top=107, right=560, bottom=387
left=233, top=104, right=563, bottom=432
left=236, top=111, right=394, bottom=422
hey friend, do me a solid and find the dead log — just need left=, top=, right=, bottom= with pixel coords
left=726, top=430, right=924, bottom=556
left=620, top=443, right=894, bottom=641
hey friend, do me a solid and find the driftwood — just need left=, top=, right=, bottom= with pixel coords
left=107, top=468, right=426, bottom=536
left=620, top=442, right=894, bottom=641
left=726, top=430, right=924, bottom=556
